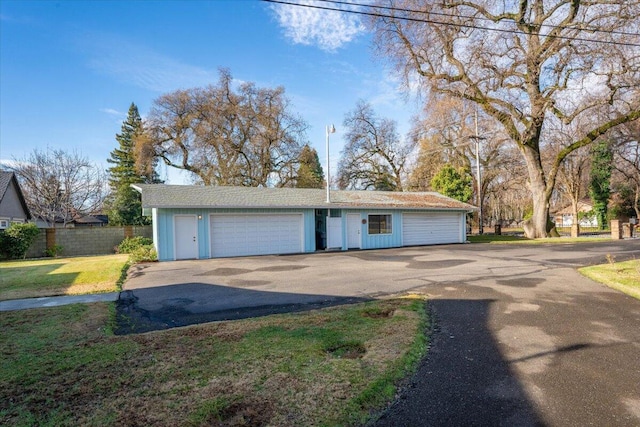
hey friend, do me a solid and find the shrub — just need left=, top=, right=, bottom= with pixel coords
left=0, top=222, right=40, bottom=259
left=45, top=244, right=64, bottom=257
left=117, top=236, right=153, bottom=254
left=129, top=245, right=157, bottom=263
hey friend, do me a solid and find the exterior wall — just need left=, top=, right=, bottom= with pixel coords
left=153, top=208, right=316, bottom=261
left=557, top=213, right=598, bottom=228
left=24, top=226, right=152, bottom=258
left=152, top=207, right=468, bottom=261
left=336, top=210, right=403, bottom=250
left=335, top=209, right=466, bottom=249
left=0, top=179, right=29, bottom=220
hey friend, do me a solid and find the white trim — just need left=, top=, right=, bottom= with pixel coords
left=0, top=219, right=9, bottom=229
left=367, top=213, right=393, bottom=236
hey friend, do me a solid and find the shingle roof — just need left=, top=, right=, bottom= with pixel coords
left=0, top=171, right=32, bottom=219
left=132, top=184, right=477, bottom=211
left=0, top=171, right=13, bottom=200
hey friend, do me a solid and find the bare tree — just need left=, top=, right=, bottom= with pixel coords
left=409, top=95, right=514, bottom=227
left=611, top=121, right=640, bottom=218
left=337, top=100, right=411, bottom=190
left=136, top=68, right=308, bottom=187
left=10, top=149, right=107, bottom=227
left=372, top=0, right=640, bottom=237
left=483, top=144, right=530, bottom=226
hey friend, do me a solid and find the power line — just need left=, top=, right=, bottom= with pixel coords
left=262, top=0, right=640, bottom=48
left=317, top=0, right=640, bottom=38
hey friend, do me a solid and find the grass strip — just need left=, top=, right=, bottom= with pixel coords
left=468, top=235, right=610, bottom=244
left=579, top=259, right=640, bottom=301
left=1, top=298, right=428, bottom=426
left=0, top=255, right=129, bottom=300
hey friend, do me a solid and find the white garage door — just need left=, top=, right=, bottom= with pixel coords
left=402, top=212, right=462, bottom=246
left=210, top=214, right=303, bottom=258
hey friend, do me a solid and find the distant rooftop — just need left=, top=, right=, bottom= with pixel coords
left=132, top=184, right=476, bottom=211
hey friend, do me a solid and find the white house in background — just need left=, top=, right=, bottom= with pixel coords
left=554, top=199, right=598, bottom=228
left=0, top=171, right=31, bottom=229
left=132, top=184, right=476, bottom=261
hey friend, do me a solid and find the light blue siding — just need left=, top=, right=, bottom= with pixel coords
left=152, top=207, right=468, bottom=261
left=323, top=209, right=402, bottom=250
left=153, top=207, right=315, bottom=261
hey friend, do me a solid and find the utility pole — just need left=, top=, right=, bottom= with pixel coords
left=325, top=124, right=335, bottom=204
left=473, top=107, right=483, bottom=235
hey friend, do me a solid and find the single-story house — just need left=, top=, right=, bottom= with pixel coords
left=553, top=199, right=598, bottom=228
left=0, top=171, right=31, bottom=229
left=133, top=184, right=476, bottom=261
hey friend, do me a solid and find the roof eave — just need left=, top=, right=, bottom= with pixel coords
left=142, top=204, right=476, bottom=211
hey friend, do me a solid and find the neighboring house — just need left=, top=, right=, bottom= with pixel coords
left=554, top=199, right=598, bottom=228
left=72, top=214, right=109, bottom=227
left=133, top=184, right=476, bottom=261
left=0, top=171, right=31, bottom=229
left=34, top=213, right=109, bottom=228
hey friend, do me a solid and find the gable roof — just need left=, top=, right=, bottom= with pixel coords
left=0, top=171, right=32, bottom=219
left=132, top=184, right=476, bottom=212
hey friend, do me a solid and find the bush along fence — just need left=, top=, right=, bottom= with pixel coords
left=25, top=226, right=153, bottom=258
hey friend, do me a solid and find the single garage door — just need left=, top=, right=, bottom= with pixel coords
left=210, top=214, right=303, bottom=258
left=402, top=212, right=462, bottom=246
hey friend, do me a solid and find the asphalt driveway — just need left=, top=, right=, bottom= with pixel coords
left=120, top=239, right=640, bottom=426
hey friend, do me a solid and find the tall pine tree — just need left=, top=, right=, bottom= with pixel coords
left=295, top=145, right=324, bottom=188
left=106, top=103, right=160, bottom=225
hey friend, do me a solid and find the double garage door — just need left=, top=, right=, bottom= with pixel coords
left=402, top=212, right=463, bottom=246
left=210, top=214, right=303, bottom=258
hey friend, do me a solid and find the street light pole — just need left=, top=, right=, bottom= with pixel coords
left=473, top=107, right=483, bottom=235
left=326, top=124, right=335, bottom=204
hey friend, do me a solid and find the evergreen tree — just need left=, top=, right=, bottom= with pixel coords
left=589, top=140, right=613, bottom=230
left=430, top=164, right=473, bottom=203
left=106, top=103, right=160, bottom=225
left=295, top=145, right=324, bottom=188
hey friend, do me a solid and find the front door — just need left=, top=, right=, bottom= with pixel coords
left=347, top=214, right=361, bottom=249
left=174, top=215, right=198, bottom=260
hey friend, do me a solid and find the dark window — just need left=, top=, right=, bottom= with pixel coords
left=368, top=214, right=392, bottom=234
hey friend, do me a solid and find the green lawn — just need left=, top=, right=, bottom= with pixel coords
left=468, top=235, right=610, bottom=244
left=580, top=259, right=640, bottom=301
left=0, top=255, right=129, bottom=300
left=0, top=298, right=428, bottom=426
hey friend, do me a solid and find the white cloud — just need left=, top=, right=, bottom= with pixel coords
left=100, top=108, right=124, bottom=117
left=270, top=1, right=367, bottom=51
left=80, top=33, right=216, bottom=92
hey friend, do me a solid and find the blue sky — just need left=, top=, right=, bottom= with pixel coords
left=0, top=0, right=419, bottom=184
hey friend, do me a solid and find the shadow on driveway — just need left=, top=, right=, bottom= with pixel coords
left=376, top=299, right=546, bottom=426
left=114, top=283, right=370, bottom=335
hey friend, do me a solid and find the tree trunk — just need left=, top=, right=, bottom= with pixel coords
left=634, top=185, right=640, bottom=220
left=521, top=145, right=552, bottom=238
left=571, top=199, right=579, bottom=228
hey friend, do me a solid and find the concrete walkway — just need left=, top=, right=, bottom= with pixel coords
left=0, top=292, right=119, bottom=311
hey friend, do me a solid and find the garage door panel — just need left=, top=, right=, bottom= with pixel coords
left=403, top=213, right=462, bottom=246
left=210, top=214, right=303, bottom=257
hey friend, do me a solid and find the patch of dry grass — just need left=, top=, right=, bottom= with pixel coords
left=1, top=298, right=427, bottom=426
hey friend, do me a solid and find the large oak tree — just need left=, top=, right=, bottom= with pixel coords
left=372, top=0, right=640, bottom=237
left=137, top=69, right=308, bottom=187
left=337, top=100, right=411, bottom=191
